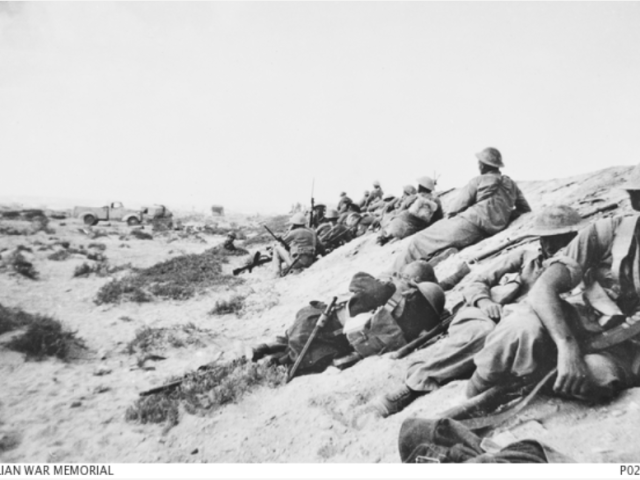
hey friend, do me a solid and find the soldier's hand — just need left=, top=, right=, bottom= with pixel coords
left=555, top=344, right=589, bottom=397
left=477, top=298, right=502, bottom=321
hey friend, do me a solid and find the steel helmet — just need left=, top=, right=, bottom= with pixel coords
left=325, top=208, right=339, bottom=220
left=400, top=259, right=437, bottom=283
left=314, top=203, right=326, bottom=210
left=416, top=282, right=446, bottom=317
left=529, top=204, right=585, bottom=236
left=416, top=176, right=435, bottom=192
left=476, top=147, right=504, bottom=168
left=289, top=212, right=307, bottom=226
left=340, top=192, right=347, bottom=197
left=403, top=185, right=417, bottom=195
left=227, top=232, right=237, bottom=240
left=373, top=181, right=381, bottom=187
left=622, top=164, right=640, bottom=191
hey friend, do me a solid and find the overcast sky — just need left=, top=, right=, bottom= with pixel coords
left=1, top=2, right=639, bottom=213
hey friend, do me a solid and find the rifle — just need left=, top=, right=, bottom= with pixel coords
left=264, top=224, right=290, bottom=252
left=287, top=297, right=338, bottom=383
left=232, top=251, right=272, bottom=276
left=466, top=234, right=538, bottom=264
left=441, top=314, right=640, bottom=431
left=281, top=255, right=301, bottom=277
left=390, top=301, right=464, bottom=360
left=309, top=178, right=315, bottom=228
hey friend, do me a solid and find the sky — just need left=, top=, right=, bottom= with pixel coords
left=1, top=2, right=639, bottom=214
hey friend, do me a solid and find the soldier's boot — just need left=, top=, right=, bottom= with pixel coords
left=370, top=385, right=424, bottom=418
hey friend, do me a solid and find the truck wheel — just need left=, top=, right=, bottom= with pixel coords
left=127, top=217, right=141, bottom=226
left=83, top=214, right=98, bottom=226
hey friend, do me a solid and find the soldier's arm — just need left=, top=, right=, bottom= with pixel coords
left=462, top=250, right=525, bottom=320
left=512, top=184, right=532, bottom=219
left=529, top=220, right=611, bottom=397
left=446, top=178, right=478, bottom=217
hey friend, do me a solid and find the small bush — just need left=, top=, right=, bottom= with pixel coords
left=0, top=431, right=21, bottom=453
left=209, top=295, right=246, bottom=316
left=6, top=315, right=84, bottom=361
left=95, top=277, right=151, bottom=304
left=0, top=303, right=35, bottom=335
left=88, top=242, right=107, bottom=251
left=125, top=358, right=286, bottom=427
left=125, top=324, right=210, bottom=355
left=47, top=250, right=71, bottom=261
left=131, top=229, right=153, bottom=240
left=11, top=254, right=38, bottom=280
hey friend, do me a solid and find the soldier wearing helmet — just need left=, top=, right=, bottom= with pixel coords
left=337, top=192, right=353, bottom=214
left=468, top=164, right=640, bottom=404
left=223, top=231, right=238, bottom=251
left=271, top=212, right=323, bottom=277
left=364, top=181, right=384, bottom=208
left=315, top=208, right=353, bottom=253
left=393, top=148, right=531, bottom=271
left=372, top=204, right=586, bottom=417
left=377, top=176, right=443, bottom=246
left=250, top=260, right=445, bottom=374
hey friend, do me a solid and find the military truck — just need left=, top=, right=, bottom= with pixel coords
left=73, top=202, right=144, bottom=226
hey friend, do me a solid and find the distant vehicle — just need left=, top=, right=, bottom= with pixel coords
left=72, top=202, right=144, bottom=226
left=211, top=205, right=225, bottom=216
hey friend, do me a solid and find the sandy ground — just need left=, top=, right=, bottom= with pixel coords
left=2, top=165, right=640, bottom=463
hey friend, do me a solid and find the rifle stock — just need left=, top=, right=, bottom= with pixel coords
left=391, top=313, right=454, bottom=360
left=232, top=251, right=272, bottom=276
left=467, top=234, right=537, bottom=264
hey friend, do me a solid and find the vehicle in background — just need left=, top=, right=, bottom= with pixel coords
left=72, top=202, right=144, bottom=226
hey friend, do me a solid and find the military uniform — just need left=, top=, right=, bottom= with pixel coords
left=393, top=172, right=531, bottom=271
left=272, top=226, right=320, bottom=274
left=384, top=192, right=443, bottom=241
left=473, top=216, right=640, bottom=400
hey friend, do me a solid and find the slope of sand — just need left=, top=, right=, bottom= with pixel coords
left=2, top=165, right=640, bottom=463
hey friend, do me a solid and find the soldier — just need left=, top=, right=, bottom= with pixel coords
left=272, top=213, right=322, bottom=277
left=338, top=192, right=354, bottom=214
left=467, top=166, right=640, bottom=402
left=371, top=205, right=585, bottom=416
left=317, top=209, right=353, bottom=252
left=358, top=191, right=370, bottom=209
left=378, top=176, right=443, bottom=245
left=251, top=260, right=445, bottom=375
left=365, top=181, right=384, bottom=208
left=310, top=203, right=326, bottom=229
left=393, top=148, right=531, bottom=271
left=223, top=232, right=237, bottom=251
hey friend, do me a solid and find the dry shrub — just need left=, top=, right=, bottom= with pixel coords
left=209, top=295, right=245, bottom=316
left=88, top=242, right=107, bottom=251
left=10, top=253, right=38, bottom=280
left=125, top=324, right=210, bottom=355
left=125, top=358, right=286, bottom=427
left=0, top=303, right=35, bottom=335
left=94, top=248, right=242, bottom=304
left=130, top=229, right=153, bottom=240
left=47, top=249, right=71, bottom=261
left=5, top=313, right=84, bottom=361
left=0, top=431, right=21, bottom=453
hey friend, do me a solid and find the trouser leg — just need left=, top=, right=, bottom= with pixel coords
left=392, top=217, right=486, bottom=272
left=472, top=303, right=556, bottom=389
left=405, top=308, right=496, bottom=392
left=272, top=246, right=291, bottom=275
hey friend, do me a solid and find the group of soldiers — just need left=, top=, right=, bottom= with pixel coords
left=252, top=147, right=640, bottom=451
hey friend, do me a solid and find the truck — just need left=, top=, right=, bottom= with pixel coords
left=73, top=202, right=145, bottom=226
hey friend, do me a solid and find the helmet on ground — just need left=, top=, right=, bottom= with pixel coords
left=476, top=147, right=504, bottom=168
left=373, top=181, right=381, bottom=187
left=622, top=164, right=640, bottom=191
left=416, top=176, right=435, bottom=192
left=403, top=185, right=417, bottom=195
left=289, top=212, right=307, bottom=226
left=400, top=259, right=437, bottom=283
left=529, top=204, right=585, bottom=236
left=416, top=282, right=446, bottom=317
left=325, top=209, right=339, bottom=220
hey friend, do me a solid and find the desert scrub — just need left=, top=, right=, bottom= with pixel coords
left=2, top=309, right=84, bottom=361
left=130, top=229, right=153, bottom=240
left=87, top=242, right=107, bottom=251
left=9, top=253, right=38, bottom=280
left=94, top=248, right=242, bottom=304
left=125, top=324, right=212, bottom=355
left=0, top=303, right=36, bottom=335
left=209, top=294, right=246, bottom=316
left=73, top=261, right=129, bottom=278
left=125, top=358, right=286, bottom=427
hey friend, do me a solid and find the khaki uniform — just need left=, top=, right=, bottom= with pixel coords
left=272, top=227, right=319, bottom=274
left=385, top=193, right=443, bottom=241
left=405, top=248, right=553, bottom=392
left=393, top=172, right=531, bottom=271
left=474, top=216, right=640, bottom=400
